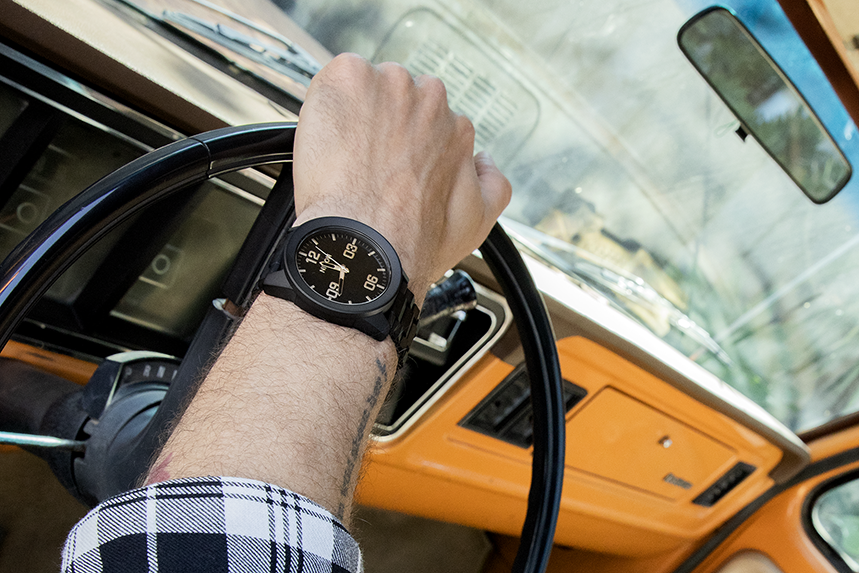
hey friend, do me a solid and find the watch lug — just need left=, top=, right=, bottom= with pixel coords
left=261, top=270, right=296, bottom=302
left=362, top=313, right=390, bottom=340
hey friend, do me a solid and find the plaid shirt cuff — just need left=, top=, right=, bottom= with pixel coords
left=61, top=476, right=362, bottom=573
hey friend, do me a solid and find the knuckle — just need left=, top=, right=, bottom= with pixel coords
left=377, top=61, right=410, bottom=76
left=415, top=74, right=448, bottom=101
left=377, top=61, right=415, bottom=90
left=316, top=53, right=372, bottom=86
left=500, top=176, right=513, bottom=201
left=331, top=52, right=370, bottom=70
left=456, top=114, right=476, bottom=141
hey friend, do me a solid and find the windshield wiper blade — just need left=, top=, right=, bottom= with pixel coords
left=183, top=0, right=309, bottom=57
left=104, top=0, right=311, bottom=114
left=501, top=218, right=733, bottom=367
left=162, top=10, right=320, bottom=85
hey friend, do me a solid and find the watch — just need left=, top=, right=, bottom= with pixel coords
left=261, top=216, right=420, bottom=368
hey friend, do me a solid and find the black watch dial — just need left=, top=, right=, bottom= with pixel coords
left=294, top=230, right=391, bottom=304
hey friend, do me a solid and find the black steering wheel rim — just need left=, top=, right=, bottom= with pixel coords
left=0, top=122, right=565, bottom=573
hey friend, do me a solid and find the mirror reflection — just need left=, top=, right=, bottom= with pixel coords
left=678, top=7, right=851, bottom=203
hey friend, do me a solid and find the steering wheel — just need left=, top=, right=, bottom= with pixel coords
left=0, top=123, right=565, bottom=573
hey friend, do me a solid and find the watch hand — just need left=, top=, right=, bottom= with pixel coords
left=316, top=247, right=348, bottom=273
left=338, top=267, right=349, bottom=292
left=315, top=247, right=336, bottom=264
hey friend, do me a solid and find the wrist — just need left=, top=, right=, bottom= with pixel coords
left=254, top=293, right=397, bottom=366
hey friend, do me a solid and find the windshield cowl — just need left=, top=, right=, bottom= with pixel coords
left=502, top=218, right=733, bottom=368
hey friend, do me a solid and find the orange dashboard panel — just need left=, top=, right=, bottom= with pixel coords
left=0, top=340, right=96, bottom=384
left=359, top=335, right=784, bottom=555
left=691, top=462, right=859, bottom=573
left=567, top=387, right=736, bottom=501
left=0, top=341, right=97, bottom=453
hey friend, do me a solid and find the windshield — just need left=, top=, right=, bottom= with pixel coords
left=128, top=0, right=859, bottom=433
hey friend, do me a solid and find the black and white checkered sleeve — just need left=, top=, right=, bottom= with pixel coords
left=61, top=476, right=362, bottom=573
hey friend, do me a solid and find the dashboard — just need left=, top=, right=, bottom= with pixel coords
left=0, top=0, right=817, bottom=565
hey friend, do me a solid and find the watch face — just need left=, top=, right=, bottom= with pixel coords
left=294, top=230, right=391, bottom=305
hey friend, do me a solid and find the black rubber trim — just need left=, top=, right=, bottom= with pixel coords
left=673, top=446, right=859, bottom=573
left=0, top=43, right=176, bottom=149
left=0, top=99, right=66, bottom=201
left=800, top=412, right=859, bottom=443
left=802, top=468, right=859, bottom=573
left=692, top=462, right=757, bottom=508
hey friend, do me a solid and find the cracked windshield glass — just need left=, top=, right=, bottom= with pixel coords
left=126, top=0, right=858, bottom=433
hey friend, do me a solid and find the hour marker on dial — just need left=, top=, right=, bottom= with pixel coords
left=294, top=230, right=390, bottom=304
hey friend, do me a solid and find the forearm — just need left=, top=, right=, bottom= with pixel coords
left=147, top=293, right=396, bottom=523
left=142, top=53, right=510, bottom=529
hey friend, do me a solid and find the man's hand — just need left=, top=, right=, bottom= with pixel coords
left=144, top=54, right=511, bottom=524
left=293, top=53, right=512, bottom=300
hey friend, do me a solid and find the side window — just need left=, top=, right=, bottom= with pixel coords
left=812, top=479, right=859, bottom=572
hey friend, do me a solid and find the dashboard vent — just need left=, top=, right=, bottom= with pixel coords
left=460, top=364, right=586, bottom=448
left=693, top=462, right=756, bottom=507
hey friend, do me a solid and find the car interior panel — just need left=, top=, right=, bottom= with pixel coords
left=687, top=462, right=859, bottom=573
left=3, top=0, right=859, bottom=571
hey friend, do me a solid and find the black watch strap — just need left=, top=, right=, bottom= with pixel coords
left=387, top=279, right=420, bottom=369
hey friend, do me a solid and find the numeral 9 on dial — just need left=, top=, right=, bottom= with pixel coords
left=326, top=281, right=340, bottom=299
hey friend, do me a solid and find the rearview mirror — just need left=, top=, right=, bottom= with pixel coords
left=678, top=7, right=851, bottom=204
